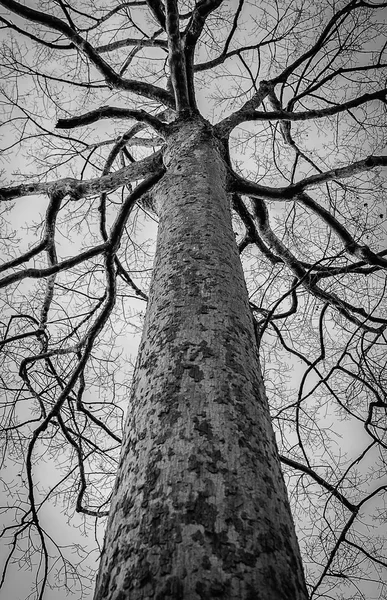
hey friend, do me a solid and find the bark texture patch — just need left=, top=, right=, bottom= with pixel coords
left=93, top=118, right=308, bottom=600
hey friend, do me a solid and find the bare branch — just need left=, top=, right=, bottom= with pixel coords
left=0, top=0, right=174, bottom=106
left=297, top=192, right=387, bottom=267
left=232, top=155, right=387, bottom=199
left=96, top=36, right=168, bottom=52
left=183, top=0, right=223, bottom=108
left=0, top=150, right=164, bottom=202
left=230, top=89, right=387, bottom=126
left=145, top=0, right=166, bottom=29
left=272, top=0, right=375, bottom=85
left=165, top=0, right=191, bottom=114
left=56, top=106, right=169, bottom=135
left=280, top=455, right=357, bottom=512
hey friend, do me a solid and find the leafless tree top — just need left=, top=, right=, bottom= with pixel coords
left=0, top=1, right=386, bottom=598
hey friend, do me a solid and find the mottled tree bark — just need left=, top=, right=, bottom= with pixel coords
left=94, top=119, right=308, bottom=600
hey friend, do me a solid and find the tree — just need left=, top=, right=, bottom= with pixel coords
left=0, top=0, right=386, bottom=598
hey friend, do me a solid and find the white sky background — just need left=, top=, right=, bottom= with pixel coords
left=0, top=1, right=386, bottom=599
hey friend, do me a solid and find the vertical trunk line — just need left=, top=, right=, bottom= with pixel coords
left=94, top=119, right=308, bottom=600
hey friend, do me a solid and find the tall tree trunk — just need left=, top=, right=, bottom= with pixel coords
left=94, top=118, right=308, bottom=600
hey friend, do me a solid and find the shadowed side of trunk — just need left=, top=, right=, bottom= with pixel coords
left=94, top=118, right=308, bottom=600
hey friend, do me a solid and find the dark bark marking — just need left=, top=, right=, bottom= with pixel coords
left=195, top=578, right=229, bottom=598
left=184, top=490, right=218, bottom=531
left=155, top=576, right=185, bottom=600
left=193, top=417, right=213, bottom=438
